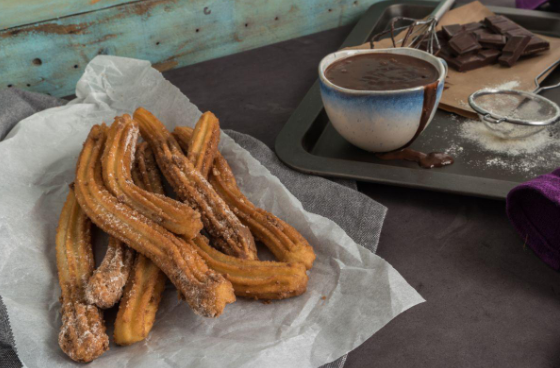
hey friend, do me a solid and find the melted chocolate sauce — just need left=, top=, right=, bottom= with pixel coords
left=404, top=81, right=438, bottom=148
left=325, top=53, right=439, bottom=91
left=377, top=149, right=454, bottom=169
left=376, top=81, right=454, bottom=169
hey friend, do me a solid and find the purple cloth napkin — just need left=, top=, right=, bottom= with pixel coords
left=516, top=0, right=548, bottom=10
left=506, top=168, right=560, bottom=269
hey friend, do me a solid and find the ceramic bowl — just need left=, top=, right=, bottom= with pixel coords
left=318, top=47, right=447, bottom=153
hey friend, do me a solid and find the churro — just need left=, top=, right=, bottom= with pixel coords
left=74, top=125, right=235, bottom=318
left=174, top=127, right=316, bottom=270
left=114, top=143, right=167, bottom=346
left=191, top=235, right=308, bottom=299
left=188, top=112, right=220, bottom=179
left=84, top=237, right=135, bottom=309
left=102, top=115, right=202, bottom=238
left=56, top=188, right=109, bottom=362
left=133, top=107, right=257, bottom=260
left=175, top=122, right=309, bottom=299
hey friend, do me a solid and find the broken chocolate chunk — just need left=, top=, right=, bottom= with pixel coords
left=479, top=48, right=501, bottom=62
left=499, top=35, right=531, bottom=67
left=463, top=22, right=485, bottom=32
left=506, top=28, right=550, bottom=55
left=436, top=15, right=549, bottom=72
left=478, top=33, right=507, bottom=49
left=447, top=49, right=500, bottom=72
left=419, top=30, right=448, bottom=53
left=442, top=24, right=464, bottom=39
left=485, top=15, right=519, bottom=34
left=484, top=15, right=505, bottom=24
left=449, top=32, right=481, bottom=55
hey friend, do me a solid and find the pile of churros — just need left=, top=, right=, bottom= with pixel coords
left=55, top=108, right=316, bottom=362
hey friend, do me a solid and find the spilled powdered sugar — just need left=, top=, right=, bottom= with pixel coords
left=444, top=114, right=560, bottom=176
left=489, top=80, right=520, bottom=91
left=445, top=77, right=560, bottom=177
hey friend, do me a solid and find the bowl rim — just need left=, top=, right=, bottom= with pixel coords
left=318, top=47, right=446, bottom=95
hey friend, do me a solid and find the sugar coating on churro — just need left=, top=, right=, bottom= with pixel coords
left=114, top=142, right=168, bottom=346
left=56, top=188, right=109, bottom=362
left=74, top=125, right=235, bottom=318
left=173, top=127, right=316, bottom=270
left=134, top=107, right=258, bottom=260
left=85, top=237, right=135, bottom=309
left=102, top=115, right=203, bottom=239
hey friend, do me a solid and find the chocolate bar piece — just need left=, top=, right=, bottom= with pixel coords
left=485, top=15, right=519, bottom=34
left=442, top=24, right=464, bottom=39
left=441, top=49, right=500, bottom=72
left=499, top=35, right=531, bottom=67
left=506, top=28, right=550, bottom=55
left=452, top=52, right=482, bottom=72
left=479, top=48, right=501, bottom=62
left=449, top=32, right=481, bottom=55
left=437, top=15, right=550, bottom=72
left=463, top=22, right=485, bottom=32
left=478, top=33, right=507, bottom=49
left=419, top=30, right=447, bottom=53
left=485, top=15, right=549, bottom=55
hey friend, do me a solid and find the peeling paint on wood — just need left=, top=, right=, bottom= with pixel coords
left=23, top=22, right=92, bottom=36
left=0, top=0, right=382, bottom=97
left=0, top=0, right=137, bottom=31
left=153, top=59, right=179, bottom=72
left=128, top=0, right=178, bottom=16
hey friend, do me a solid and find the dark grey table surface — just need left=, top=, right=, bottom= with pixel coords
left=163, top=1, right=560, bottom=367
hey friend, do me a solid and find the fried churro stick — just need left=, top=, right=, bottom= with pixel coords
left=175, top=123, right=308, bottom=299
left=190, top=235, right=308, bottom=299
left=188, top=112, right=220, bottom=179
left=56, top=188, right=109, bottom=362
left=114, top=253, right=166, bottom=345
left=133, top=107, right=257, bottom=260
left=114, top=143, right=167, bottom=346
left=132, top=142, right=165, bottom=194
left=74, top=125, right=235, bottom=318
left=84, top=237, right=135, bottom=309
left=102, top=115, right=202, bottom=238
left=174, top=127, right=316, bottom=270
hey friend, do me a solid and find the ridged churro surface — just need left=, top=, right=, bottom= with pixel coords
left=134, top=107, right=257, bottom=260
left=74, top=125, right=235, bottom=318
left=56, top=188, right=109, bottom=362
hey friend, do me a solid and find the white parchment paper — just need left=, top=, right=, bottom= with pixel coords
left=0, top=56, right=424, bottom=368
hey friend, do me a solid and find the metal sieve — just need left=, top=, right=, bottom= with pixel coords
left=468, top=59, right=560, bottom=139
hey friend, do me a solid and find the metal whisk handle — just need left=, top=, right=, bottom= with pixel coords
left=432, top=0, right=455, bottom=22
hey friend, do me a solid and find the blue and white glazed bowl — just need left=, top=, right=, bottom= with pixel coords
left=319, top=48, right=447, bottom=153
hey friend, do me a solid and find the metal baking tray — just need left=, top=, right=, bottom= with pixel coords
left=275, top=0, right=560, bottom=200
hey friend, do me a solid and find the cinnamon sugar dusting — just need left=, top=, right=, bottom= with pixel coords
left=85, top=238, right=135, bottom=309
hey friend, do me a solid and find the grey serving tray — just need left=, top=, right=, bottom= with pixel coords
left=275, top=0, right=560, bottom=200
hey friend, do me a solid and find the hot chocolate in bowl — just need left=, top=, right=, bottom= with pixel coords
left=318, top=48, right=450, bottom=168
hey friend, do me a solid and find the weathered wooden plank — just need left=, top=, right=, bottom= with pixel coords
left=0, top=0, right=137, bottom=31
left=0, top=0, right=380, bottom=97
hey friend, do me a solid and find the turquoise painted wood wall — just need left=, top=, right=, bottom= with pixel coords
left=0, top=0, right=136, bottom=31
left=0, top=0, right=385, bottom=97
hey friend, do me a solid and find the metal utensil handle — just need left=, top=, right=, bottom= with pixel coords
left=431, top=0, right=455, bottom=22
left=534, top=58, right=560, bottom=94
left=482, top=114, right=506, bottom=125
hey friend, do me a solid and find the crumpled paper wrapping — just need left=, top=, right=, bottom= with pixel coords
left=0, top=55, right=423, bottom=368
